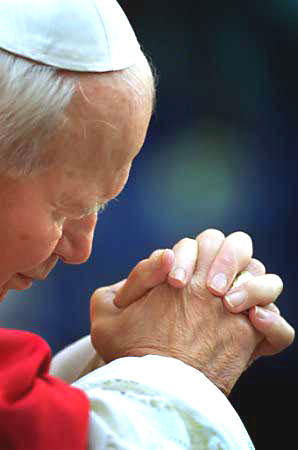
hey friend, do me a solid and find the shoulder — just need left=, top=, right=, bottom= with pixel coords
left=0, top=328, right=51, bottom=365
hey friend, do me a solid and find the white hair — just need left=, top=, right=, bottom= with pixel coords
left=0, top=49, right=155, bottom=177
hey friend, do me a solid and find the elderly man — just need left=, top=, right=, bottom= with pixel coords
left=0, top=1, right=294, bottom=449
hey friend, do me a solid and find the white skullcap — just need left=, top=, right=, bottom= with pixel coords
left=0, top=0, right=142, bottom=72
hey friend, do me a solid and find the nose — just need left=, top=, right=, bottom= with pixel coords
left=54, top=213, right=98, bottom=264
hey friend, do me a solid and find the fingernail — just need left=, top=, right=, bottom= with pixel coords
left=225, top=290, right=246, bottom=308
left=210, top=273, right=227, bottom=291
left=170, top=267, right=186, bottom=283
left=255, top=306, right=271, bottom=320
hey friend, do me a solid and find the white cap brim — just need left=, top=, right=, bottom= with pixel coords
left=0, top=0, right=141, bottom=72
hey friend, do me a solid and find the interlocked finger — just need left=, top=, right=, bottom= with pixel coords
left=249, top=307, right=295, bottom=356
left=167, top=238, right=198, bottom=288
left=113, top=249, right=175, bottom=308
left=243, top=258, right=266, bottom=277
left=224, top=274, right=283, bottom=313
left=263, top=303, right=280, bottom=315
left=206, top=231, right=253, bottom=296
left=194, top=229, right=226, bottom=286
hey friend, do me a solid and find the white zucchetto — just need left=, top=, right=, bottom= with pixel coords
left=0, top=0, right=141, bottom=72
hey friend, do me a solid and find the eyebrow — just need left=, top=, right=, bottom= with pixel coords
left=77, top=202, right=107, bottom=216
left=59, top=198, right=108, bottom=216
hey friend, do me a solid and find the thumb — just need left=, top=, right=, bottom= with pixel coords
left=90, top=279, right=127, bottom=321
left=114, top=249, right=174, bottom=308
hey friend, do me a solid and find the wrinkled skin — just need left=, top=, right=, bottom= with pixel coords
left=0, top=70, right=294, bottom=392
left=0, top=72, right=152, bottom=300
left=91, top=229, right=294, bottom=395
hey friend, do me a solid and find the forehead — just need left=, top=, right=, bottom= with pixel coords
left=60, top=72, right=152, bottom=170
left=41, top=72, right=153, bottom=206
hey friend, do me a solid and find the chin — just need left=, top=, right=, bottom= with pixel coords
left=1, top=274, right=34, bottom=293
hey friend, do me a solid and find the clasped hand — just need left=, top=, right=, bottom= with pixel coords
left=90, top=229, right=294, bottom=395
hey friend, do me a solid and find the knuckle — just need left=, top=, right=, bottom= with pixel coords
left=189, top=276, right=206, bottom=296
left=90, top=290, right=105, bottom=318
left=180, top=237, right=196, bottom=246
left=90, top=287, right=103, bottom=303
left=174, top=237, right=195, bottom=250
left=271, top=274, right=283, bottom=290
left=228, top=231, right=252, bottom=243
left=227, top=231, right=253, bottom=255
left=266, top=274, right=284, bottom=299
left=134, top=259, right=148, bottom=274
left=90, top=297, right=103, bottom=324
left=149, top=249, right=163, bottom=259
left=196, top=228, right=225, bottom=242
left=248, top=258, right=266, bottom=274
left=217, top=251, right=237, bottom=267
left=264, top=303, right=280, bottom=314
left=288, top=326, right=296, bottom=345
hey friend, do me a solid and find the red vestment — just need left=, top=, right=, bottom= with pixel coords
left=0, top=329, right=89, bottom=450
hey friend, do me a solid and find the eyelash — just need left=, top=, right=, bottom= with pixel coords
left=54, top=203, right=107, bottom=222
left=97, top=203, right=107, bottom=214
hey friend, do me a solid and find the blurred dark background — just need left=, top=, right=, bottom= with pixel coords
left=1, top=1, right=297, bottom=447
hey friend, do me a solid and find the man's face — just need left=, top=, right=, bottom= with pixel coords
left=0, top=73, right=152, bottom=300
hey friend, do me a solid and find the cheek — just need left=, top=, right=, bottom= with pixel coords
left=0, top=214, right=62, bottom=273
left=17, top=231, right=60, bottom=266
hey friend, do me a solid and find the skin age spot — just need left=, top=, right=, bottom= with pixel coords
left=20, top=233, right=31, bottom=241
left=0, top=73, right=152, bottom=296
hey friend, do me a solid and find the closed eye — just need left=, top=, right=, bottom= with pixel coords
left=55, top=201, right=108, bottom=221
left=80, top=202, right=107, bottom=217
